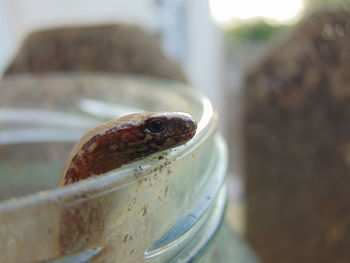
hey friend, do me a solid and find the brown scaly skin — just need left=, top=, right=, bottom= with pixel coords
left=58, top=112, right=196, bottom=256
left=59, top=112, right=197, bottom=186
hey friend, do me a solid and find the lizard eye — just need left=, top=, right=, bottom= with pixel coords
left=146, top=119, right=166, bottom=134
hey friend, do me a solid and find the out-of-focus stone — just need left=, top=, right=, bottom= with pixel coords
left=5, top=24, right=187, bottom=82
left=244, top=6, right=350, bottom=263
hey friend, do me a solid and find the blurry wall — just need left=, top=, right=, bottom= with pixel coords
left=0, top=0, right=223, bottom=128
left=0, top=0, right=158, bottom=74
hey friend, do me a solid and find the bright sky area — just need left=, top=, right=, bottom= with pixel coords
left=209, top=0, right=305, bottom=25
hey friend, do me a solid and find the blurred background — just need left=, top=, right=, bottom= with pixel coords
left=1, top=0, right=350, bottom=262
